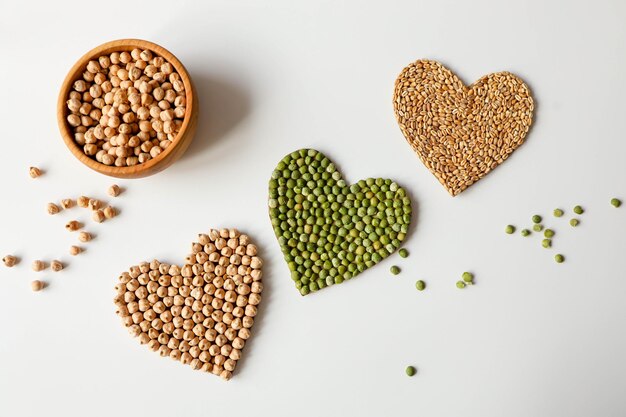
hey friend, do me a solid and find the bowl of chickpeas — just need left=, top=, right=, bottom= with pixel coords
left=57, top=39, right=198, bottom=178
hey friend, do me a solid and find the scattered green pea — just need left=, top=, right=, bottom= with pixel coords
left=611, top=198, right=621, bottom=208
left=533, top=224, right=543, bottom=232
left=542, top=239, right=551, bottom=248
left=415, top=280, right=425, bottom=291
left=405, top=366, right=416, bottom=377
left=553, top=208, right=564, bottom=217
left=569, top=218, right=579, bottom=227
left=532, top=215, right=542, bottom=224
left=399, top=248, right=409, bottom=258
left=544, top=229, right=555, bottom=238
left=390, top=266, right=400, bottom=275
left=456, top=280, right=466, bottom=289
left=554, top=254, right=564, bottom=263
left=462, top=272, right=474, bottom=283
left=505, top=225, right=515, bottom=234
left=573, top=205, right=584, bottom=215
left=521, top=229, right=531, bottom=237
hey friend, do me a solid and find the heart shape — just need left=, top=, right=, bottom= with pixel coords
left=113, top=228, right=263, bottom=381
left=393, top=60, right=534, bottom=196
left=268, top=149, right=412, bottom=295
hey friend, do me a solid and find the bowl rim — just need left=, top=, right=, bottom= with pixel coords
left=57, top=38, right=195, bottom=176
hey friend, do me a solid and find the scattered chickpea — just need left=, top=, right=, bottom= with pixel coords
left=69, top=246, right=83, bottom=256
left=51, top=260, right=64, bottom=272
left=108, top=184, right=122, bottom=197
left=61, top=199, right=75, bottom=209
left=78, top=231, right=92, bottom=242
left=32, top=260, right=46, bottom=272
left=66, top=220, right=81, bottom=232
left=47, top=203, right=61, bottom=215
left=77, top=196, right=90, bottom=208
left=30, top=280, right=45, bottom=292
left=29, top=166, right=43, bottom=178
left=2, top=255, right=18, bottom=267
left=88, top=198, right=101, bottom=211
left=103, top=206, right=117, bottom=219
left=93, top=210, right=105, bottom=223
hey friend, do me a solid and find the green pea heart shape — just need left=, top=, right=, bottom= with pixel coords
left=268, top=149, right=412, bottom=295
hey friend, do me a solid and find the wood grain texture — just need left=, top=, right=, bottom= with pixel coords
left=57, top=39, right=198, bottom=179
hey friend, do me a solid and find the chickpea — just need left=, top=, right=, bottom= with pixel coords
left=29, top=166, right=43, bottom=178
left=66, top=49, right=187, bottom=166
left=2, top=255, right=18, bottom=267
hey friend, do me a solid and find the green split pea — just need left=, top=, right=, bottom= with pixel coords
left=269, top=149, right=412, bottom=295
left=533, top=224, right=543, bottom=232
left=544, top=229, right=555, bottom=238
left=570, top=218, right=579, bottom=227
left=521, top=229, right=531, bottom=237
left=554, top=254, right=565, bottom=263
left=415, top=280, right=425, bottom=291
left=399, top=248, right=409, bottom=258
left=553, top=208, right=564, bottom=217
left=505, top=225, right=516, bottom=234
left=390, top=265, right=400, bottom=275
left=405, top=366, right=416, bottom=377
left=457, top=272, right=474, bottom=288
left=611, top=198, right=621, bottom=208
left=532, top=215, right=542, bottom=224
left=573, top=205, right=584, bottom=215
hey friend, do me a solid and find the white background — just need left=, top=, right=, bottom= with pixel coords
left=1, top=0, right=625, bottom=416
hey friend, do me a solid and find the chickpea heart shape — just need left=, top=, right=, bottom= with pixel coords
left=268, top=149, right=412, bottom=295
left=393, top=60, right=535, bottom=196
left=114, top=228, right=263, bottom=381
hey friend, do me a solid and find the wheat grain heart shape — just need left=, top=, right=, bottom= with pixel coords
left=393, top=60, right=534, bottom=196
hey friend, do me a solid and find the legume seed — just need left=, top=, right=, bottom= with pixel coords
left=47, top=203, right=61, bottom=215
left=108, top=184, right=122, bottom=197
left=29, top=166, right=43, bottom=178
left=51, top=260, right=64, bottom=272
left=2, top=255, right=18, bottom=267
left=30, top=280, right=44, bottom=292
left=505, top=225, right=515, bottom=234
left=32, top=260, right=45, bottom=272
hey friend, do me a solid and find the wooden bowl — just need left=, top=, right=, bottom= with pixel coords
left=57, top=39, right=198, bottom=178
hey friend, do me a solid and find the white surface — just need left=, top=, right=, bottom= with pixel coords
left=1, top=0, right=626, bottom=416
